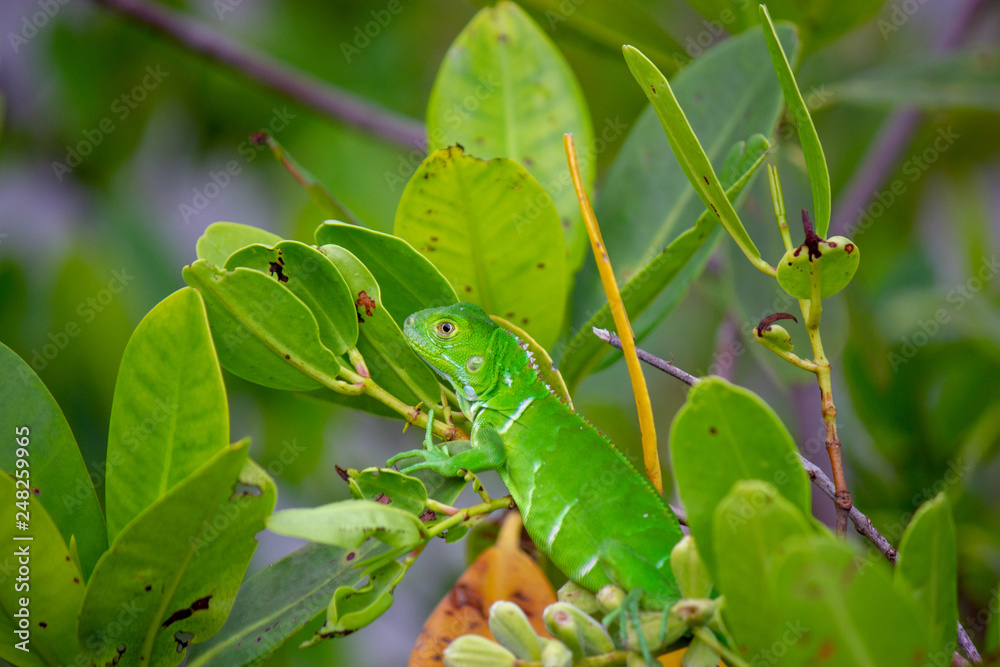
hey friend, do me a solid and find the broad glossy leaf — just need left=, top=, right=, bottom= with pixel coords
left=0, top=343, right=106, bottom=578
left=560, top=135, right=769, bottom=387
left=895, top=493, right=958, bottom=654
left=472, top=0, right=684, bottom=76
left=669, top=377, right=810, bottom=578
left=0, top=474, right=84, bottom=667
left=711, top=481, right=814, bottom=664
left=427, top=2, right=594, bottom=272
left=395, top=147, right=568, bottom=349
left=78, top=441, right=250, bottom=667
left=319, top=245, right=442, bottom=406
left=224, top=240, right=359, bottom=355
left=772, top=535, right=937, bottom=666
left=574, top=26, right=795, bottom=327
left=105, top=288, right=229, bottom=541
left=760, top=8, right=830, bottom=237
left=185, top=470, right=464, bottom=667
left=267, top=499, right=428, bottom=549
left=195, top=222, right=283, bottom=267
left=347, top=467, right=428, bottom=516
left=824, top=50, right=1000, bottom=112
left=315, top=221, right=458, bottom=329
left=183, top=260, right=343, bottom=391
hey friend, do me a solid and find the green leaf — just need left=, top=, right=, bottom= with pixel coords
left=319, top=245, right=442, bottom=406
left=224, top=240, right=359, bottom=356
left=759, top=7, right=830, bottom=237
left=303, top=561, right=407, bottom=645
left=105, top=288, right=229, bottom=541
left=347, top=467, right=428, bottom=516
left=427, top=1, right=593, bottom=273
left=669, top=377, right=810, bottom=579
left=255, top=132, right=363, bottom=225
left=895, top=493, right=958, bottom=654
left=711, top=480, right=814, bottom=664
left=823, top=50, right=1000, bottom=112
left=0, top=474, right=84, bottom=667
left=560, top=135, right=769, bottom=388
left=0, top=342, right=107, bottom=580
left=621, top=45, right=764, bottom=269
left=315, top=221, right=458, bottom=330
left=575, top=27, right=794, bottom=327
left=771, top=535, right=938, bottom=666
left=477, top=0, right=684, bottom=76
left=195, top=222, right=283, bottom=267
left=394, top=146, right=568, bottom=349
left=182, top=260, right=343, bottom=391
left=185, top=470, right=464, bottom=667
left=685, top=0, right=880, bottom=52
left=78, top=440, right=251, bottom=667
left=267, top=499, right=428, bottom=549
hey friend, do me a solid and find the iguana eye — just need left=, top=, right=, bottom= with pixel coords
left=466, top=355, right=483, bottom=373
left=436, top=321, right=456, bottom=338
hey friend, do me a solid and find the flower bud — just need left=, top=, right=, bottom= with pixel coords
left=557, top=579, right=600, bottom=615
left=488, top=601, right=543, bottom=660
left=543, top=602, right=615, bottom=657
left=443, top=635, right=517, bottom=667
left=596, top=584, right=627, bottom=615
left=670, top=536, right=712, bottom=599
left=540, top=638, right=574, bottom=667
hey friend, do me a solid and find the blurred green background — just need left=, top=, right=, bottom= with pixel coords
left=1, top=0, right=998, bottom=663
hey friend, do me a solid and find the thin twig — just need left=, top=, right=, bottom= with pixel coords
left=592, top=331, right=983, bottom=664
left=89, top=0, right=426, bottom=148
left=593, top=328, right=701, bottom=386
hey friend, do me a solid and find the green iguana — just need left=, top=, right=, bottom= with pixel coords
left=388, top=302, right=684, bottom=659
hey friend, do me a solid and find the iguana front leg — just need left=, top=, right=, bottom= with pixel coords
left=388, top=411, right=506, bottom=477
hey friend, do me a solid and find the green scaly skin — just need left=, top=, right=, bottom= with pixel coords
left=389, top=303, right=683, bottom=613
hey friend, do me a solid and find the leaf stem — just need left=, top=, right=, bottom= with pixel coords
left=337, top=366, right=468, bottom=441
left=425, top=496, right=514, bottom=539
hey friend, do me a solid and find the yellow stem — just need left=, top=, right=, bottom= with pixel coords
left=564, top=134, right=663, bottom=494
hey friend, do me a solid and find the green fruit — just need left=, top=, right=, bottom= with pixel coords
left=776, top=235, right=859, bottom=299
left=670, top=536, right=713, bottom=599
left=758, top=323, right=794, bottom=353
left=443, top=635, right=517, bottom=667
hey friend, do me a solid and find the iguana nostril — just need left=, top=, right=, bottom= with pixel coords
left=405, top=314, right=415, bottom=327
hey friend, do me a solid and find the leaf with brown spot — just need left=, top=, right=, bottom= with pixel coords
left=407, top=513, right=555, bottom=666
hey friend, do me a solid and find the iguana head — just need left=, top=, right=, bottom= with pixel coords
left=403, top=303, right=500, bottom=400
